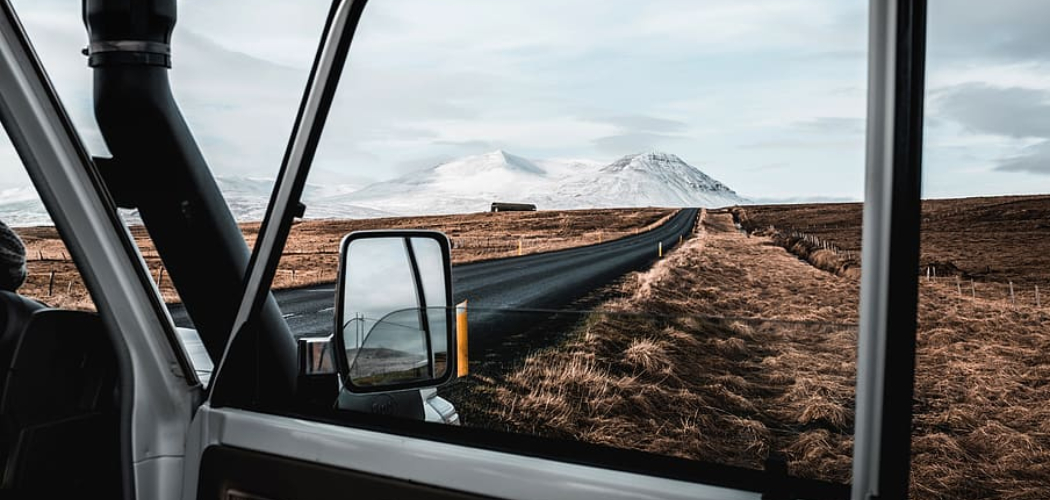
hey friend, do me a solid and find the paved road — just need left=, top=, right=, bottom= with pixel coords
left=171, top=208, right=699, bottom=358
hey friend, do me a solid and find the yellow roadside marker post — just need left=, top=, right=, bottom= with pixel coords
left=658, top=241, right=663, bottom=257
left=456, top=301, right=469, bottom=377
left=518, top=238, right=523, bottom=256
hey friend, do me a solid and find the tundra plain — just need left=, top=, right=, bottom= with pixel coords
left=452, top=196, right=1050, bottom=500
left=12, top=207, right=674, bottom=308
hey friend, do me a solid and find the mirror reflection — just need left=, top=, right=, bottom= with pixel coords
left=341, top=236, right=449, bottom=387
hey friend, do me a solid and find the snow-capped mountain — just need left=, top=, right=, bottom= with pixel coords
left=329, top=150, right=745, bottom=215
left=325, top=150, right=567, bottom=215
left=551, top=151, right=742, bottom=209
left=0, top=151, right=745, bottom=226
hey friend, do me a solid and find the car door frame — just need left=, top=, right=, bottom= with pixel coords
left=0, top=2, right=202, bottom=500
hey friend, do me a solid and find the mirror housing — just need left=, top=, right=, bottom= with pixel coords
left=298, top=336, right=336, bottom=376
left=334, top=230, right=456, bottom=394
left=296, top=336, right=338, bottom=408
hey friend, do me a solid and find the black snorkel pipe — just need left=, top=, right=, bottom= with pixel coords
left=83, top=0, right=296, bottom=407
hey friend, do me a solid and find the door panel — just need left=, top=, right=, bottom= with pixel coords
left=198, top=445, right=494, bottom=500
left=187, top=406, right=759, bottom=500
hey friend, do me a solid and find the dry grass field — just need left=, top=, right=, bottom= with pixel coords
left=736, top=194, right=1050, bottom=285
left=731, top=195, right=1050, bottom=498
left=458, top=212, right=860, bottom=481
left=13, top=194, right=1050, bottom=497
left=454, top=201, right=1050, bottom=499
left=12, top=208, right=675, bottom=309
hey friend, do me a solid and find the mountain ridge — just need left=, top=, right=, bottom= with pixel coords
left=334, top=150, right=746, bottom=215
left=0, top=150, right=747, bottom=225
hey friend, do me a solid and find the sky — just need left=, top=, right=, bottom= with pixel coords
left=1, top=0, right=1049, bottom=205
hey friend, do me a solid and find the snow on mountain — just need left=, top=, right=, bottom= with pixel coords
left=213, top=176, right=390, bottom=221
left=552, top=151, right=743, bottom=209
left=332, top=150, right=746, bottom=215
left=0, top=176, right=385, bottom=227
left=329, top=150, right=560, bottom=214
left=0, top=186, right=49, bottom=227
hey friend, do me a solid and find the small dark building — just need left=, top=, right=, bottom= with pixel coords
left=491, top=202, right=537, bottom=212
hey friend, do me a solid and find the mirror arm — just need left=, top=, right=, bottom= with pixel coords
left=403, top=238, right=435, bottom=379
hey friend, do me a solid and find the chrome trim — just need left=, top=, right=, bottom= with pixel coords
left=853, top=1, right=896, bottom=498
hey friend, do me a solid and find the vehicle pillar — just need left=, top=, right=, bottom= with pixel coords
left=83, top=0, right=297, bottom=406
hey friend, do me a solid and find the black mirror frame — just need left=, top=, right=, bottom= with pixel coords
left=333, top=230, right=456, bottom=394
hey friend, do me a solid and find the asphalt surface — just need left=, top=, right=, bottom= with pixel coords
left=171, top=208, right=700, bottom=358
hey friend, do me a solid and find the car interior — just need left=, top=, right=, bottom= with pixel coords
left=0, top=294, right=121, bottom=497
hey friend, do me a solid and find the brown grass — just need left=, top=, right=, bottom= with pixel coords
left=737, top=198, right=1050, bottom=498
left=909, top=282, right=1050, bottom=500
left=463, top=211, right=860, bottom=481
left=457, top=208, right=1050, bottom=499
left=13, top=208, right=675, bottom=309
left=734, top=195, right=1050, bottom=284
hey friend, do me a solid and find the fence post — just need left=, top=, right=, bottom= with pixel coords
left=48, top=270, right=54, bottom=297
left=956, top=276, right=962, bottom=297
left=67, top=280, right=73, bottom=294
left=971, top=280, right=976, bottom=300
left=1037, top=285, right=1041, bottom=308
left=158, top=267, right=165, bottom=289
left=1009, top=281, right=1015, bottom=305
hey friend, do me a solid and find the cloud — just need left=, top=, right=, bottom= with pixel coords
left=932, top=85, right=1050, bottom=176
left=432, top=139, right=498, bottom=150
left=593, top=115, right=688, bottom=134
left=742, top=162, right=790, bottom=172
left=739, top=117, right=865, bottom=152
left=932, top=84, right=1050, bottom=139
left=742, top=139, right=861, bottom=150
left=995, top=141, right=1050, bottom=175
left=393, top=155, right=457, bottom=175
left=929, top=0, right=1050, bottom=63
left=796, top=117, right=865, bottom=135
left=583, top=114, right=689, bottom=155
left=591, top=132, right=683, bottom=155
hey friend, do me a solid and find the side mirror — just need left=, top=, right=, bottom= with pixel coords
left=334, top=230, right=455, bottom=393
